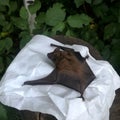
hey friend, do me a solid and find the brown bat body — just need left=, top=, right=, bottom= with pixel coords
left=24, top=44, right=96, bottom=99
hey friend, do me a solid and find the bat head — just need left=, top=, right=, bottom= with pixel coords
left=47, top=48, right=63, bottom=64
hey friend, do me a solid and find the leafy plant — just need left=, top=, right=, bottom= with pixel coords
left=0, top=104, right=7, bottom=120
left=0, top=0, right=120, bottom=119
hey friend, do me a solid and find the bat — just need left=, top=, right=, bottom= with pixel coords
left=24, top=44, right=96, bottom=100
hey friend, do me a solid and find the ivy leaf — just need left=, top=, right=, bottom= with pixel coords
left=0, top=41, right=5, bottom=52
left=118, top=8, right=120, bottom=23
left=2, top=22, right=12, bottom=32
left=45, top=3, right=66, bottom=26
left=52, top=22, right=65, bottom=34
left=65, top=29, right=77, bottom=37
left=85, top=0, right=92, bottom=4
left=11, top=17, right=28, bottom=30
left=0, top=13, right=5, bottom=26
left=109, top=39, right=120, bottom=70
left=104, top=23, right=117, bottom=40
left=93, top=3, right=108, bottom=18
left=111, top=39, right=120, bottom=53
left=0, top=38, right=12, bottom=53
left=85, top=0, right=103, bottom=4
left=0, top=32, right=9, bottom=38
left=0, top=104, right=7, bottom=120
left=0, top=0, right=9, bottom=6
left=93, top=0, right=103, bottom=5
left=28, top=0, right=41, bottom=14
left=74, top=0, right=84, bottom=8
left=67, top=14, right=92, bottom=28
left=20, top=31, right=32, bottom=49
left=4, top=38, right=13, bottom=51
left=0, top=57, right=4, bottom=73
left=36, top=12, right=45, bottom=25
left=0, top=6, right=7, bottom=12
left=110, top=51, right=120, bottom=73
left=8, top=1, right=17, bottom=14
left=20, top=6, right=28, bottom=19
left=102, top=45, right=111, bottom=60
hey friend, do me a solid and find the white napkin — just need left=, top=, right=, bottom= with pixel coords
left=0, top=35, right=120, bottom=120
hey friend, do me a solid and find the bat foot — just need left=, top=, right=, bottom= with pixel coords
left=81, top=96, right=85, bottom=101
left=77, top=94, right=85, bottom=101
left=77, top=95, right=85, bottom=101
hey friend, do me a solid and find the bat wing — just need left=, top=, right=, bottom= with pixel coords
left=56, top=68, right=95, bottom=97
left=56, top=70, right=81, bottom=93
left=23, top=69, right=82, bottom=94
left=23, top=69, right=58, bottom=85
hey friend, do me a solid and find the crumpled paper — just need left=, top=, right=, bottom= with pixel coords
left=0, top=35, right=120, bottom=120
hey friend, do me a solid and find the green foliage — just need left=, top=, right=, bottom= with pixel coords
left=104, top=23, right=117, bottom=40
left=45, top=3, right=66, bottom=26
left=0, top=0, right=120, bottom=119
left=20, top=7, right=28, bottom=19
left=28, top=0, right=41, bottom=14
left=67, top=14, right=92, bottom=28
left=0, top=104, right=7, bottom=120
left=74, top=0, right=84, bottom=8
left=0, top=0, right=9, bottom=6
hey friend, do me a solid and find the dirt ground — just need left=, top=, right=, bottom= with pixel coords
left=110, top=88, right=120, bottom=120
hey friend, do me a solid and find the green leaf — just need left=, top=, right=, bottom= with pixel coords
left=0, top=38, right=13, bottom=53
left=0, top=13, right=5, bottom=21
left=74, top=0, right=84, bottom=8
left=0, top=57, right=4, bottom=73
left=52, top=22, right=65, bottom=34
left=85, top=0, right=103, bottom=4
left=0, top=32, right=9, bottom=38
left=0, top=13, right=5, bottom=26
left=93, top=0, right=103, bottom=5
left=28, top=0, right=41, bottom=14
left=0, top=40, right=5, bottom=52
left=85, top=0, right=92, bottom=4
left=2, top=22, right=12, bottom=32
left=109, top=51, right=120, bottom=72
left=11, top=17, right=28, bottom=30
left=20, top=7, right=28, bottom=19
left=118, top=8, right=120, bottom=23
left=67, top=14, right=92, bottom=28
left=0, top=5, right=7, bottom=12
left=0, top=0, right=9, bottom=6
left=20, top=31, right=32, bottom=49
left=45, top=3, right=66, bottom=26
left=4, top=38, right=13, bottom=50
left=0, top=104, right=7, bottom=120
left=9, top=1, right=17, bottom=14
left=65, top=29, right=76, bottom=37
left=104, top=23, right=117, bottom=40
left=93, top=4, right=108, bottom=18
left=111, top=39, right=120, bottom=53
left=36, top=12, right=45, bottom=25
left=102, top=45, right=111, bottom=60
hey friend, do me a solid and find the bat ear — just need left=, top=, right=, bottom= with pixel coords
left=54, top=48, right=60, bottom=52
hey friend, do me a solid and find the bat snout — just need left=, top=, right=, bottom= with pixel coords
left=47, top=53, right=54, bottom=59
